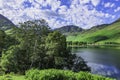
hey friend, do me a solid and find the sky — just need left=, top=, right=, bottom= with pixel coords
left=0, top=0, right=120, bottom=29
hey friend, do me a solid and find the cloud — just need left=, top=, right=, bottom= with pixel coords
left=59, top=1, right=113, bottom=28
left=104, top=2, right=115, bottom=8
left=104, top=3, right=110, bottom=7
left=91, top=0, right=101, bottom=6
left=114, top=7, right=120, bottom=12
left=0, top=0, right=116, bottom=29
left=42, top=10, right=64, bottom=18
left=80, top=0, right=90, bottom=4
left=0, top=0, right=3, bottom=9
left=76, top=0, right=100, bottom=6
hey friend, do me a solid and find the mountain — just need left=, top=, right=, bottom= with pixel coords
left=0, top=14, right=15, bottom=30
left=55, top=25, right=83, bottom=33
left=88, top=24, right=109, bottom=31
left=67, top=19, right=120, bottom=44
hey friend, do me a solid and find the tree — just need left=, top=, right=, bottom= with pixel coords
left=1, top=46, right=30, bottom=73
left=45, top=31, right=69, bottom=68
left=0, top=30, right=6, bottom=55
left=0, top=29, right=19, bottom=57
left=0, top=19, right=50, bottom=73
left=45, top=31, right=90, bottom=71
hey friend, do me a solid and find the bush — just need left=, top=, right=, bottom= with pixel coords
left=25, top=69, right=114, bottom=80
left=25, top=69, right=40, bottom=80
left=0, top=74, right=13, bottom=80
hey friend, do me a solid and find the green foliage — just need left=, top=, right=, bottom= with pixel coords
left=45, top=31, right=67, bottom=56
left=0, top=30, right=6, bottom=55
left=45, top=31, right=90, bottom=71
left=1, top=46, right=31, bottom=73
left=67, top=21, right=120, bottom=44
left=0, top=19, right=90, bottom=74
left=45, top=31, right=69, bottom=68
left=0, top=74, right=25, bottom=80
left=0, top=20, right=51, bottom=73
left=25, top=69, right=114, bottom=80
left=0, top=75, right=13, bottom=80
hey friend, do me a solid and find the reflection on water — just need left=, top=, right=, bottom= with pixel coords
left=88, top=63, right=120, bottom=79
left=72, top=47, right=120, bottom=79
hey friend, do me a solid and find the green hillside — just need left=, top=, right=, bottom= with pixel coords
left=0, top=14, right=15, bottom=30
left=67, top=20, right=120, bottom=44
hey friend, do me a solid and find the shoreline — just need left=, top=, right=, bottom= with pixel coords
left=67, top=44, right=120, bottom=49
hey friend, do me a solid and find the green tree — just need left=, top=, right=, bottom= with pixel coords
left=0, top=30, right=6, bottom=55
left=45, top=31, right=69, bottom=68
left=1, top=46, right=30, bottom=73
left=45, top=31, right=90, bottom=71
left=0, top=19, right=50, bottom=73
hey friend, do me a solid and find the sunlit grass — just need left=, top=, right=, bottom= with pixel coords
left=67, top=21, right=120, bottom=43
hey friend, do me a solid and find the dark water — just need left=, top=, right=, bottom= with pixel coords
left=72, top=48, right=120, bottom=79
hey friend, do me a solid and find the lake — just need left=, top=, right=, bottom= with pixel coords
left=72, top=48, right=120, bottom=79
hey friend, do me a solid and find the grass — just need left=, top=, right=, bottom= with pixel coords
left=0, top=74, right=26, bottom=80
left=67, top=21, right=120, bottom=44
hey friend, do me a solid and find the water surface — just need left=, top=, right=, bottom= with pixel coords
left=72, top=48, right=120, bottom=79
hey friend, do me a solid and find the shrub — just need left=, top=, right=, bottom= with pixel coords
left=25, top=69, right=114, bottom=80
left=0, top=74, right=13, bottom=80
left=25, top=69, right=40, bottom=80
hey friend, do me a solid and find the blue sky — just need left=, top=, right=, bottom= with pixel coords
left=0, top=0, right=120, bottom=29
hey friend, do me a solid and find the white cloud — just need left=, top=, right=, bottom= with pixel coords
left=114, top=7, right=120, bottom=12
left=0, top=0, right=115, bottom=29
left=58, top=4, right=113, bottom=28
left=78, top=0, right=100, bottom=6
left=110, top=3, right=115, bottom=7
left=59, top=5, right=68, bottom=14
left=80, top=0, right=90, bottom=4
left=104, top=2, right=115, bottom=8
left=47, top=0, right=61, bottom=11
left=104, top=2, right=110, bottom=7
left=91, top=0, right=101, bottom=6
left=0, top=0, right=3, bottom=8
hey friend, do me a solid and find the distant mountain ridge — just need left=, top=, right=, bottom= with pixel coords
left=0, top=14, right=15, bottom=30
left=55, top=25, right=83, bottom=33
left=55, top=24, right=111, bottom=34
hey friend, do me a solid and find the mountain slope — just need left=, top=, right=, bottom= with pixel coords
left=55, top=25, right=83, bottom=33
left=0, top=14, right=15, bottom=30
left=67, top=19, right=120, bottom=44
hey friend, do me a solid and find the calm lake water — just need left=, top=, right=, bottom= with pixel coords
left=72, top=48, right=120, bottom=79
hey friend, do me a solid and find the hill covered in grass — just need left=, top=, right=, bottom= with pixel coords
left=0, top=14, right=15, bottom=30
left=67, top=19, right=120, bottom=44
